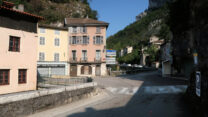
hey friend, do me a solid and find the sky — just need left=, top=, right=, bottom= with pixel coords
left=90, top=0, right=149, bottom=37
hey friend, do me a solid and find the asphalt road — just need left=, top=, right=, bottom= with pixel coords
left=28, top=71, right=195, bottom=117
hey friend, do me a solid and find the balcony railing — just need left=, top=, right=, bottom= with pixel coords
left=94, top=58, right=102, bottom=63
left=69, top=58, right=77, bottom=63
left=80, top=57, right=88, bottom=63
left=69, top=57, right=105, bottom=63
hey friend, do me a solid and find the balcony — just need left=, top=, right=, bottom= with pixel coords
left=69, top=58, right=78, bottom=63
left=80, top=57, right=88, bottom=63
left=69, top=57, right=105, bottom=64
left=94, top=58, right=102, bottom=63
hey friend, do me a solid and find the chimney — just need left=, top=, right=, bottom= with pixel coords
left=18, top=4, right=24, bottom=12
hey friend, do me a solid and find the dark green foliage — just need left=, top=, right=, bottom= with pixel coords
left=107, top=6, right=170, bottom=51
left=107, top=6, right=171, bottom=64
left=3, top=0, right=98, bottom=24
left=118, top=49, right=141, bottom=64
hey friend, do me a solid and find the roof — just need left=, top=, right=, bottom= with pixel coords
left=39, top=24, right=67, bottom=30
left=65, top=18, right=109, bottom=27
left=0, top=1, right=44, bottom=20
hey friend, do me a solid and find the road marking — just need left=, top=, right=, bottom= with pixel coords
left=144, top=85, right=188, bottom=94
left=106, top=87, right=140, bottom=95
left=118, top=88, right=128, bottom=94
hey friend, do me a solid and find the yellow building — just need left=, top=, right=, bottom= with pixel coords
left=37, top=25, right=69, bottom=77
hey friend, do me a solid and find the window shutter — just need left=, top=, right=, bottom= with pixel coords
left=87, top=36, right=89, bottom=44
left=76, top=36, right=78, bottom=44
left=93, top=36, right=95, bottom=44
left=79, top=36, right=81, bottom=44
left=80, top=27, right=83, bottom=33
left=69, top=36, right=72, bottom=44
left=77, top=27, right=80, bottom=33
left=69, top=27, right=72, bottom=33
left=101, top=36, right=104, bottom=44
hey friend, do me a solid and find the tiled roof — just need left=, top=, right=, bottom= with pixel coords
left=0, top=1, right=44, bottom=20
left=65, top=18, right=109, bottom=26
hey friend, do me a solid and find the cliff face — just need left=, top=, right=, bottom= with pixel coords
left=170, top=0, right=208, bottom=58
left=149, top=0, right=175, bottom=9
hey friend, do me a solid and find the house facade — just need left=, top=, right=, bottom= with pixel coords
left=0, top=1, right=42, bottom=94
left=37, top=25, right=69, bottom=77
left=161, top=42, right=172, bottom=77
left=65, top=18, right=109, bottom=77
left=119, top=46, right=133, bottom=57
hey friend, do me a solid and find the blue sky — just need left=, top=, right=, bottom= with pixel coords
left=90, top=0, right=149, bottom=37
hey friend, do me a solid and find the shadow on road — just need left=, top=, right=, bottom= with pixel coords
left=67, top=71, right=196, bottom=117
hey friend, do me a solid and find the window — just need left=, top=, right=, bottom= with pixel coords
left=40, top=37, right=45, bottom=45
left=54, top=53, right=59, bottom=62
left=82, top=50, right=87, bottom=60
left=0, top=70, right=9, bottom=85
left=83, top=36, right=88, bottom=44
left=93, top=36, right=103, bottom=45
left=55, top=38, right=60, bottom=46
left=70, top=36, right=89, bottom=45
left=96, top=27, right=101, bottom=33
left=81, top=27, right=87, bottom=33
left=96, top=50, right=101, bottom=60
left=18, top=69, right=26, bottom=84
left=9, top=36, right=20, bottom=52
left=72, top=36, right=77, bottom=44
left=39, top=52, right=45, bottom=61
left=54, top=30, right=60, bottom=35
left=72, top=50, right=76, bottom=61
left=81, top=66, right=92, bottom=75
left=40, top=28, right=45, bottom=33
left=72, top=27, right=77, bottom=33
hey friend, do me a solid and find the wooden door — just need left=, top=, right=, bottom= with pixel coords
left=96, top=65, right=101, bottom=76
left=70, top=65, right=77, bottom=77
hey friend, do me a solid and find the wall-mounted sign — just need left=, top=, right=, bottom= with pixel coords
left=196, top=71, right=201, bottom=97
left=106, top=50, right=116, bottom=57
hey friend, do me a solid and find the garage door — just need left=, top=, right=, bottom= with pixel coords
left=38, top=67, right=49, bottom=77
left=51, top=67, right=65, bottom=75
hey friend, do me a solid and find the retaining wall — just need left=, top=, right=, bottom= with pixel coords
left=0, top=82, right=98, bottom=117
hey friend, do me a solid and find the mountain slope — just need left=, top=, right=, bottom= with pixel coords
left=107, top=6, right=171, bottom=51
left=2, top=0, right=98, bottom=25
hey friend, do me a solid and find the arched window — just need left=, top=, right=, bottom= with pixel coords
left=81, top=65, right=92, bottom=75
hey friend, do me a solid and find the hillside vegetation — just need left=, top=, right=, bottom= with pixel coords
left=1, top=0, right=98, bottom=24
left=107, top=6, right=171, bottom=64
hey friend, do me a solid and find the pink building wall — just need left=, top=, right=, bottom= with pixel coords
left=69, top=26, right=106, bottom=62
left=0, top=27, right=37, bottom=95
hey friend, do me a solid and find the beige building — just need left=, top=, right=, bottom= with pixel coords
left=0, top=1, right=42, bottom=94
left=119, top=46, right=133, bottom=57
left=65, top=18, right=109, bottom=77
left=149, top=36, right=164, bottom=49
left=37, top=25, right=69, bottom=77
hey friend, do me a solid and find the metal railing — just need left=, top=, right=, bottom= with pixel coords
left=80, top=57, right=88, bottom=63
left=94, top=58, right=102, bottom=63
left=69, top=58, right=77, bottom=63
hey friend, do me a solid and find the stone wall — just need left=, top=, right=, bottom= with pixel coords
left=0, top=83, right=98, bottom=117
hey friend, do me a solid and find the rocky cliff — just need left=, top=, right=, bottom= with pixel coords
left=149, top=0, right=175, bottom=9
